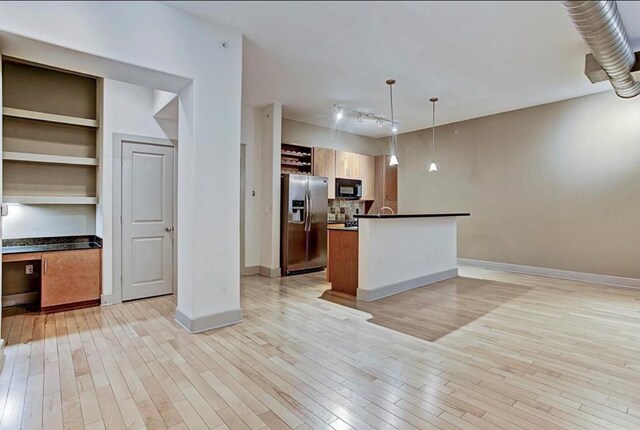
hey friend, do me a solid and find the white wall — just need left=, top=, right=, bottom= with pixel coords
left=282, top=118, right=386, bottom=156
left=398, top=91, right=640, bottom=279
left=98, top=79, right=177, bottom=299
left=241, top=105, right=262, bottom=269
left=3, top=205, right=95, bottom=239
left=0, top=1, right=243, bottom=326
left=260, top=104, right=282, bottom=272
left=358, top=217, right=458, bottom=300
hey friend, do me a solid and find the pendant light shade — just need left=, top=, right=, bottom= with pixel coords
left=429, top=97, right=439, bottom=173
left=387, top=79, right=399, bottom=166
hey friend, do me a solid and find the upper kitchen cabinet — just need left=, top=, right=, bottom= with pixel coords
left=359, top=154, right=375, bottom=201
left=312, top=147, right=336, bottom=199
left=336, top=150, right=360, bottom=180
left=2, top=60, right=99, bottom=204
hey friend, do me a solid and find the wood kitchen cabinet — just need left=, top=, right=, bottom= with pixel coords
left=336, top=151, right=360, bottom=179
left=41, top=249, right=101, bottom=310
left=370, top=155, right=398, bottom=214
left=359, top=154, right=376, bottom=201
left=314, top=148, right=376, bottom=201
left=312, top=147, right=336, bottom=199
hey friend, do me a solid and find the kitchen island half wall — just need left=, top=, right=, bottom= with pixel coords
left=355, top=213, right=470, bottom=301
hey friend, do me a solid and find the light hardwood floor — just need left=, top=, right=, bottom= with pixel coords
left=2, top=266, right=640, bottom=429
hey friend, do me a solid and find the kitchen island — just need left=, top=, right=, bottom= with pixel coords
left=326, top=225, right=359, bottom=295
left=327, top=213, right=470, bottom=301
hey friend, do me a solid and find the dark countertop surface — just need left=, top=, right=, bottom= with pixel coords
left=2, top=235, right=102, bottom=255
left=327, top=227, right=358, bottom=232
left=355, top=213, right=470, bottom=219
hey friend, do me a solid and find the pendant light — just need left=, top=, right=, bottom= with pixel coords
left=429, top=97, right=438, bottom=172
left=387, top=79, right=399, bottom=166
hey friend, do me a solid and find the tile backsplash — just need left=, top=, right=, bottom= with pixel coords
left=328, top=199, right=365, bottom=222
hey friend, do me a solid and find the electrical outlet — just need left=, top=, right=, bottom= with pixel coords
left=427, top=252, right=433, bottom=261
left=25, top=264, right=34, bottom=275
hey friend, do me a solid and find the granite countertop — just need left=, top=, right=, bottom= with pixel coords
left=2, top=235, right=103, bottom=255
left=355, top=213, right=471, bottom=219
left=327, top=226, right=358, bottom=232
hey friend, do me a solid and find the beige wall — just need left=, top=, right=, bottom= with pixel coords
left=397, top=90, right=640, bottom=278
left=282, top=118, right=385, bottom=156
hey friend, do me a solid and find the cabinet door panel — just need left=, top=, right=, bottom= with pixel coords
left=349, top=152, right=360, bottom=179
left=359, top=154, right=375, bottom=201
left=336, top=151, right=361, bottom=179
left=336, top=150, right=348, bottom=178
left=385, top=162, right=398, bottom=201
left=41, top=249, right=101, bottom=308
left=312, top=147, right=325, bottom=177
left=314, top=147, right=336, bottom=199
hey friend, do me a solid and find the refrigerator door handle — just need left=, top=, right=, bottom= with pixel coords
left=304, top=190, right=310, bottom=232
left=307, top=190, right=313, bottom=232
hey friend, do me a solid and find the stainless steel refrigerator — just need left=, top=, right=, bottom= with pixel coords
left=281, top=174, right=328, bottom=276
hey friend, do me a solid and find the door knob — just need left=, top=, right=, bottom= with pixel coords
left=165, top=227, right=173, bottom=232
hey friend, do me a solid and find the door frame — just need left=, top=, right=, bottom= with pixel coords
left=112, top=133, right=177, bottom=304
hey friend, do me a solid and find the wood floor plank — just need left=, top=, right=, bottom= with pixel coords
left=4, top=267, right=640, bottom=428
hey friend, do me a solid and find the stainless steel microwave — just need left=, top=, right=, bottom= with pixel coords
left=335, top=178, right=362, bottom=199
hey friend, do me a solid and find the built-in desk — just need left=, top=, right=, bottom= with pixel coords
left=2, top=236, right=102, bottom=312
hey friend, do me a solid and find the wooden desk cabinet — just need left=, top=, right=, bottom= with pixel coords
left=3, top=248, right=102, bottom=312
left=41, top=249, right=101, bottom=310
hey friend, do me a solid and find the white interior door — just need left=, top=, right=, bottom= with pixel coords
left=122, top=142, right=174, bottom=301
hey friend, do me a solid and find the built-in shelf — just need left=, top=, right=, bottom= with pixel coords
left=3, top=151, right=99, bottom=166
left=281, top=143, right=313, bottom=175
left=281, top=160, right=312, bottom=167
left=281, top=150, right=311, bottom=157
left=3, top=195, right=98, bottom=205
left=281, top=170, right=310, bottom=175
left=2, top=107, right=99, bottom=128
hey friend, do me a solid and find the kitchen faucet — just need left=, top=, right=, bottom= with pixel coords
left=378, top=206, right=395, bottom=216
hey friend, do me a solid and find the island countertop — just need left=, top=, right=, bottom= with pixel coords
left=355, top=213, right=470, bottom=219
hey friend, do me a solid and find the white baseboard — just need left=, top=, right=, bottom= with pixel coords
left=357, top=268, right=459, bottom=301
left=241, top=266, right=260, bottom=276
left=259, top=266, right=280, bottom=278
left=100, top=294, right=118, bottom=306
left=175, top=308, right=242, bottom=333
left=458, top=258, right=640, bottom=289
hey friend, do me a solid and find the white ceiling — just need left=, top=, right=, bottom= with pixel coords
left=167, top=1, right=640, bottom=138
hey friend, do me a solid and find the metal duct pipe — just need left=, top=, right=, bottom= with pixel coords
left=563, top=1, right=640, bottom=98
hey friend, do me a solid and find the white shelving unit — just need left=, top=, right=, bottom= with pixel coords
left=2, top=60, right=99, bottom=205
left=3, top=151, right=99, bottom=166
left=3, top=196, right=99, bottom=205
left=2, top=107, right=99, bottom=128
